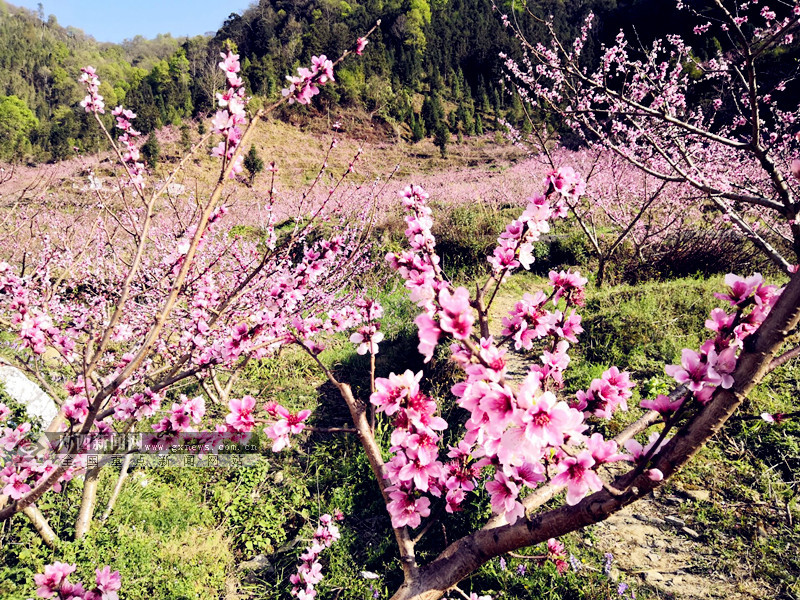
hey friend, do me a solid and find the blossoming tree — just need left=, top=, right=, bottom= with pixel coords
left=1, top=14, right=800, bottom=600
left=0, top=25, right=381, bottom=550
left=502, top=0, right=800, bottom=273
left=506, top=146, right=712, bottom=285
left=292, top=172, right=800, bottom=600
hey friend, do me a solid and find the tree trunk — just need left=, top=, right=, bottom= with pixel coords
left=596, top=256, right=607, bottom=288
left=23, top=504, right=59, bottom=548
left=74, top=466, right=101, bottom=540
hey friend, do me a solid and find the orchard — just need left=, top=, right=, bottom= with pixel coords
left=0, top=2, right=799, bottom=599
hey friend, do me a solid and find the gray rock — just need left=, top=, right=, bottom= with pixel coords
left=684, top=489, right=711, bottom=502
left=681, top=526, right=701, bottom=538
left=664, top=515, right=686, bottom=527
left=643, top=570, right=664, bottom=583
left=647, top=553, right=660, bottom=562
left=634, top=513, right=666, bottom=526
left=665, top=495, right=685, bottom=505
left=0, top=365, right=58, bottom=426
left=166, top=183, right=186, bottom=196
left=239, top=554, right=272, bottom=571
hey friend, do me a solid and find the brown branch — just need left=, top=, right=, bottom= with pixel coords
left=481, top=407, right=662, bottom=531
left=304, top=426, right=358, bottom=434
left=769, top=342, right=800, bottom=371
left=388, top=270, right=800, bottom=600
left=22, top=504, right=59, bottom=549
left=298, top=342, right=419, bottom=578
left=732, top=409, right=800, bottom=423
left=100, top=454, right=133, bottom=523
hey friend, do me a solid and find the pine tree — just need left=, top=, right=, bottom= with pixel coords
left=421, top=94, right=444, bottom=133
left=179, top=123, right=192, bottom=152
left=433, top=122, right=449, bottom=158
left=244, top=145, right=264, bottom=186
left=457, top=99, right=475, bottom=136
left=141, top=133, right=160, bottom=169
left=448, top=110, right=458, bottom=131
left=411, top=113, right=424, bottom=143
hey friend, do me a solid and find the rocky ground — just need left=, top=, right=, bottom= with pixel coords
left=590, top=490, right=768, bottom=599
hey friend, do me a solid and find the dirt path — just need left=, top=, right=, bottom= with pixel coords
left=590, top=493, right=767, bottom=599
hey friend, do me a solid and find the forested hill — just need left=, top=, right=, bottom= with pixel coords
left=0, top=1, right=196, bottom=161
left=0, top=0, right=709, bottom=163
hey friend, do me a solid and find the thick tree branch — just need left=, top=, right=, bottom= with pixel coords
left=389, top=270, right=800, bottom=600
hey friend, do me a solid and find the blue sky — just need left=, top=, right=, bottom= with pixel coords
left=11, top=1, right=252, bottom=43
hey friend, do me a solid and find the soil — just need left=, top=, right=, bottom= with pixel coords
left=589, top=493, right=768, bottom=599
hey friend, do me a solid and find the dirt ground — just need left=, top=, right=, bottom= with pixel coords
left=590, top=492, right=769, bottom=599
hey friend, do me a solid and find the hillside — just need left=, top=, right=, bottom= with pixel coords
left=3, top=0, right=800, bottom=167
left=0, top=0, right=667, bottom=164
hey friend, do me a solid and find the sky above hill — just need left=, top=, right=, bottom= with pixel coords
left=12, top=0, right=250, bottom=43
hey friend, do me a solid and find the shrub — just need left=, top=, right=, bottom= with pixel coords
left=141, top=133, right=160, bottom=169
left=244, top=144, right=264, bottom=185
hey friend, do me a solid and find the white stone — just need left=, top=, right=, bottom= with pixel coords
left=166, top=183, right=185, bottom=196
left=0, top=365, right=58, bottom=426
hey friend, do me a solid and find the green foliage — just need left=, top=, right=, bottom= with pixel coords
left=0, top=0, right=673, bottom=161
left=45, top=105, right=80, bottom=161
left=410, top=111, right=424, bottom=142
left=573, top=277, right=721, bottom=380
left=365, top=75, right=395, bottom=118
left=660, top=362, right=800, bottom=594
left=531, top=226, right=591, bottom=275
left=0, top=468, right=232, bottom=600
left=335, top=68, right=366, bottom=106
left=421, top=94, right=444, bottom=133
left=0, top=4, right=186, bottom=160
left=429, top=203, right=518, bottom=280
left=208, top=458, right=311, bottom=556
left=0, top=382, right=42, bottom=432
left=244, top=144, right=265, bottom=185
left=433, top=121, right=449, bottom=157
left=4, top=0, right=785, bottom=163
left=457, top=98, right=475, bottom=136
left=179, top=122, right=192, bottom=151
left=140, top=133, right=160, bottom=169
left=469, top=544, right=648, bottom=600
left=0, top=95, right=37, bottom=161
left=403, top=0, right=432, bottom=50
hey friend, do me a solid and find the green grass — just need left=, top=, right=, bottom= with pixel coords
left=574, top=276, right=723, bottom=380
left=0, top=468, right=233, bottom=600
